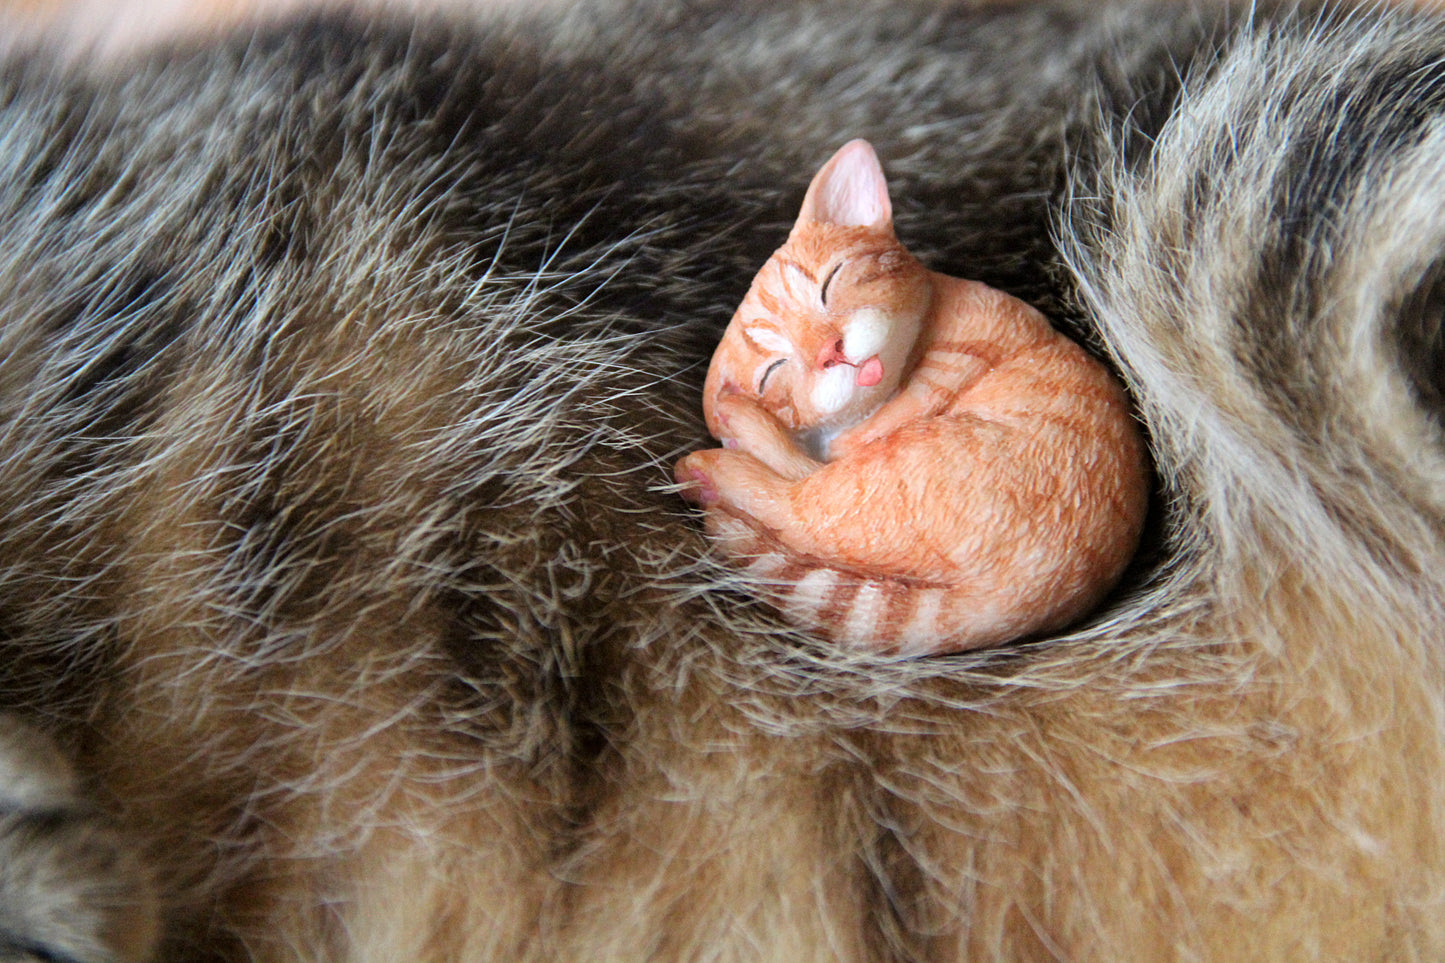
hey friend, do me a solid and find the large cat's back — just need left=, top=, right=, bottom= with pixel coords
left=0, top=0, right=1442, bottom=960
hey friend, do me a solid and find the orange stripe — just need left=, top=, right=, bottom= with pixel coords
left=754, top=287, right=782, bottom=316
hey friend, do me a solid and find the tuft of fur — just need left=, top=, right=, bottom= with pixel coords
left=0, top=717, right=159, bottom=963
left=0, top=0, right=1442, bottom=960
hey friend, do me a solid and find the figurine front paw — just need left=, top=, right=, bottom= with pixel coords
left=713, top=391, right=777, bottom=451
left=674, top=453, right=720, bottom=506
left=711, top=394, right=822, bottom=480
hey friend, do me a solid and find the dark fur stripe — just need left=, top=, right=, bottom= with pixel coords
left=2, top=0, right=1444, bottom=958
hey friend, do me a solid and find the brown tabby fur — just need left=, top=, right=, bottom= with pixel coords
left=0, top=0, right=1442, bottom=960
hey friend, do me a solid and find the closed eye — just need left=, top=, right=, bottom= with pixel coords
left=819, top=262, right=844, bottom=307
left=758, top=358, right=787, bottom=393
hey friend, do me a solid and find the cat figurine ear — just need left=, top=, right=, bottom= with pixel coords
left=794, top=139, right=893, bottom=231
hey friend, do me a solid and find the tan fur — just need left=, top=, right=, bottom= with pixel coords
left=0, top=2, right=1442, bottom=960
left=0, top=718, right=160, bottom=963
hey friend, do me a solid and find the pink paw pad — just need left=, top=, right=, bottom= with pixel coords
left=675, top=465, right=719, bottom=506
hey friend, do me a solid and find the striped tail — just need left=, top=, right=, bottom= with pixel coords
left=706, top=510, right=1026, bottom=655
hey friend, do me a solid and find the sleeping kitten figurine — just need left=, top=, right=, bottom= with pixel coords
left=675, top=139, right=1149, bottom=654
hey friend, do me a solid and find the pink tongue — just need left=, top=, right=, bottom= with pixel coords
left=856, top=356, right=884, bottom=387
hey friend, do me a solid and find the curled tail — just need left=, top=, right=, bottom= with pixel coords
left=706, top=509, right=1065, bottom=655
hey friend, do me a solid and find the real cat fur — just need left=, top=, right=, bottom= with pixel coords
left=0, top=0, right=1442, bottom=960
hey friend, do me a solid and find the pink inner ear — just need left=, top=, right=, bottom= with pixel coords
left=801, top=139, right=893, bottom=228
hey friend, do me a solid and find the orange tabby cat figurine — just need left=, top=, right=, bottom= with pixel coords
left=675, top=139, right=1149, bottom=655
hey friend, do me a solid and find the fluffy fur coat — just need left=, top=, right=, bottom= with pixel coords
left=0, top=0, right=1442, bottom=959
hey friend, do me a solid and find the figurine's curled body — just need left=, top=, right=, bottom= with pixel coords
left=676, top=141, right=1149, bottom=654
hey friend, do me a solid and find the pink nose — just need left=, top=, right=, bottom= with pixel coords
left=816, top=338, right=847, bottom=369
